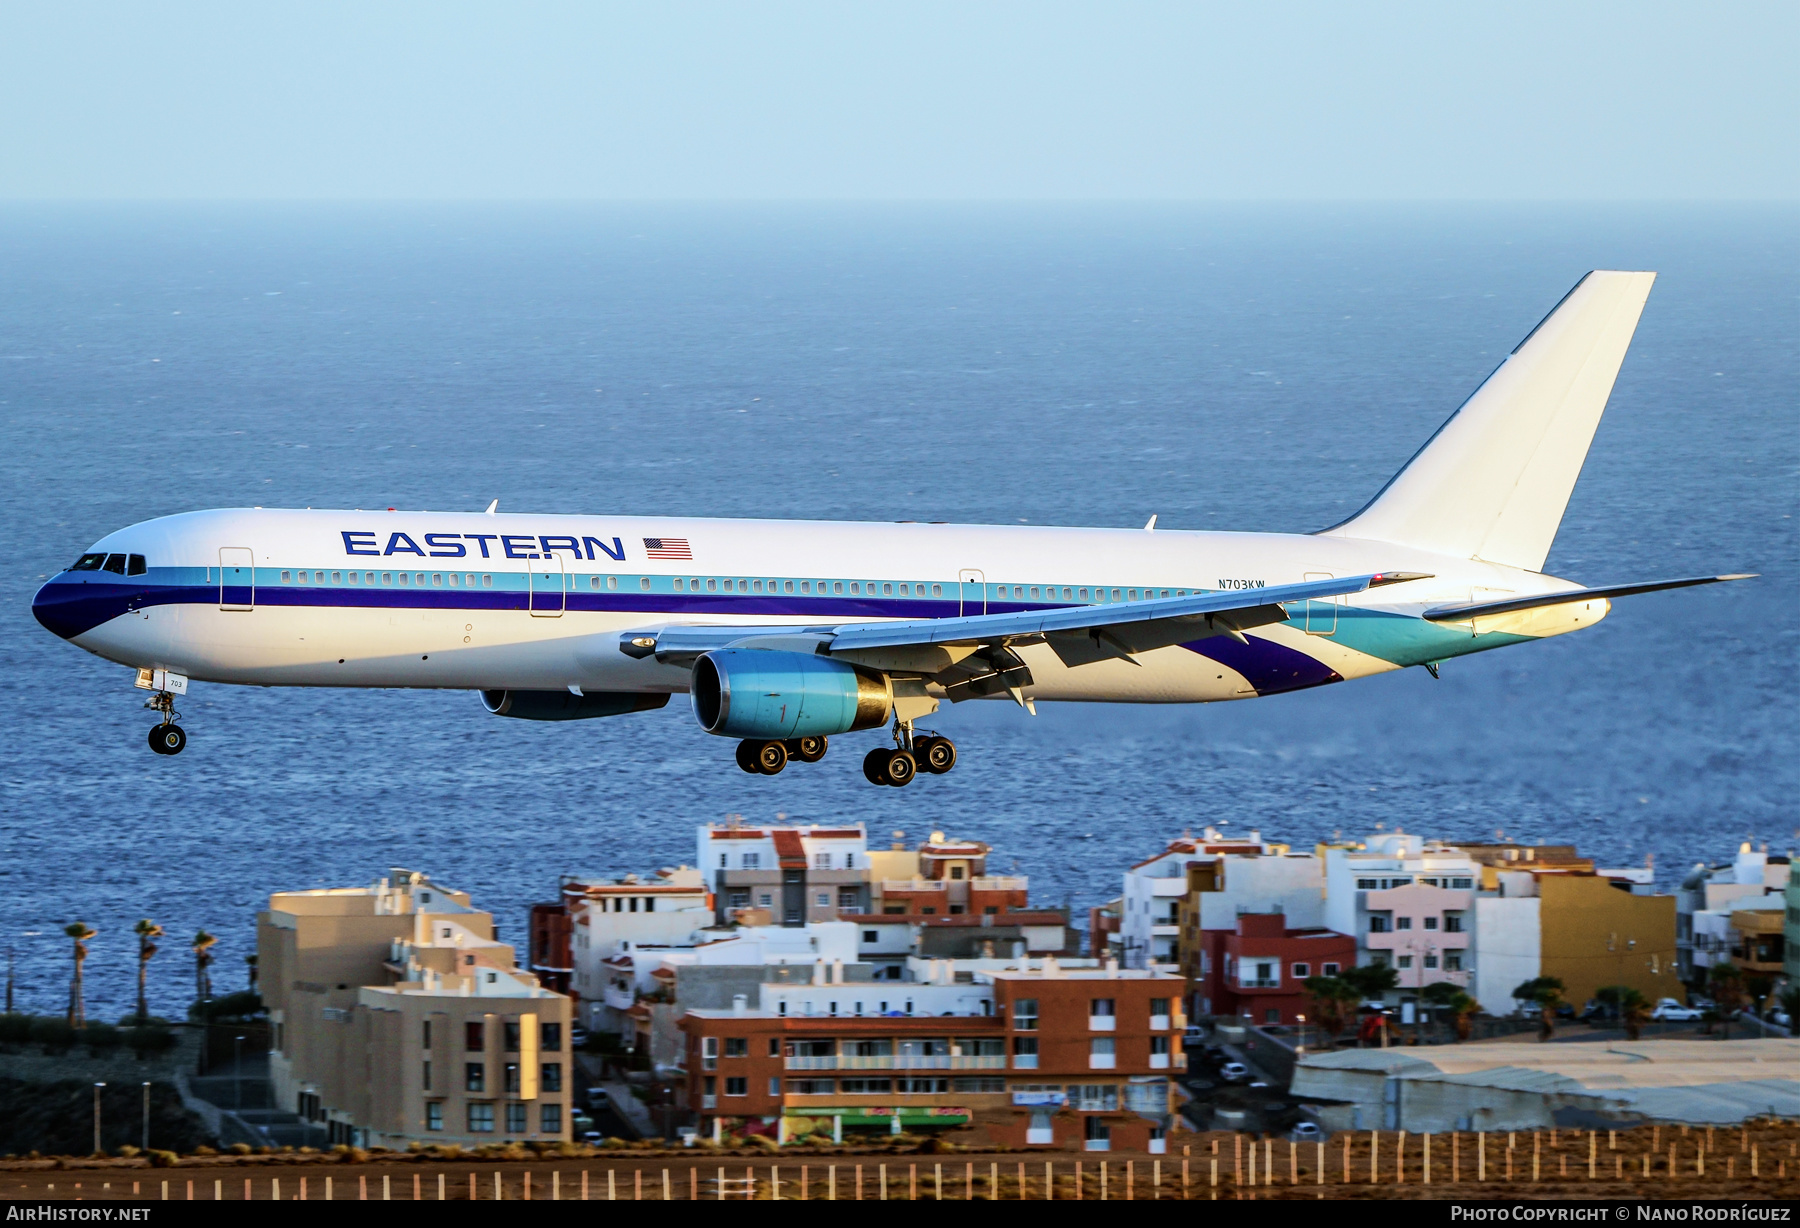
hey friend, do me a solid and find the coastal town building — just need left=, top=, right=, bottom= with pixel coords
left=1468, top=851, right=1681, bottom=1014
left=678, top=960, right=1185, bottom=1151
left=1204, top=913, right=1356, bottom=1026
left=1677, top=844, right=1790, bottom=985
left=260, top=870, right=572, bottom=1148
left=1137, top=830, right=1327, bottom=1015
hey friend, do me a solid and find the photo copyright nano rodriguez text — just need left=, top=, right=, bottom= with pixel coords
left=1451, top=1209, right=1792, bottom=1223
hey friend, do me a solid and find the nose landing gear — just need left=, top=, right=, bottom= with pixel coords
left=145, top=691, right=186, bottom=756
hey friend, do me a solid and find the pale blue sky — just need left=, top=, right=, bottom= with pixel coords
left=1, top=1, right=1792, bottom=200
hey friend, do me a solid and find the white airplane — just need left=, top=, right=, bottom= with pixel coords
left=34, top=271, right=1751, bottom=784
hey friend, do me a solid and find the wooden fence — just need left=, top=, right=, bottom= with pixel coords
left=19, top=1124, right=1799, bottom=1201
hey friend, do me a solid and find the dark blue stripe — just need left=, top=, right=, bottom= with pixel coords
left=31, top=575, right=1107, bottom=639
left=1181, top=635, right=1341, bottom=696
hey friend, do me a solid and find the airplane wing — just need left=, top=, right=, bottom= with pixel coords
left=1422, top=573, right=1755, bottom=622
left=631, top=572, right=1431, bottom=693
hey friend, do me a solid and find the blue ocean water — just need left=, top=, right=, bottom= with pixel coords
left=0, top=204, right=1793, bottom=1022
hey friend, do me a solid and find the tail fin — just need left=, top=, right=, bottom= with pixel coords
left=1321, top=270, right=1656, bottom=572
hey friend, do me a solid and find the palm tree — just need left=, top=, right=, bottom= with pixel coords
left=1341, top=963, right=1401, bottom=1003
left=1513, top=976, right=1566, bottom=1041
left=64, top=922, right=97, bottom=1028
left=191, top=930, right=218, bottom=1012
left=1423, top=981, right=1480, bottom=1040
left=1302, top=975, right=1361, bottom=1047
left=132, top=920, right=164, bottom=1024
left=1707, top=962, right=1746, bottom=1038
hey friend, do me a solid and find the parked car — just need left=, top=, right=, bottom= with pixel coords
left=1219, top=1062, right=1252, bottom=1083
left=586, top=1087, right=611, bottom=1107
left=1289, top=1122, right=1326, bottom=1143
left=1651, top=1000, right=1704, bottom=1021
left=570, top=1025, right=591, bottom=1047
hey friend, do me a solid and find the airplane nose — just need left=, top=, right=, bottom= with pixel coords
left=32, top=575, right=93, bottom=640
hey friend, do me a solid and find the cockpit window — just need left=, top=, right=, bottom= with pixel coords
left=70, top=553, right=107, bottom=571
left=127, top=554, right=147, bottom=576
left=102, top=554, right=127, bottom=575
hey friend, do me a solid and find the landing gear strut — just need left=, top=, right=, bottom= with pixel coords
left=736, top=735, right=830, bottom=776
left=863, top=721, right=955, bottom=786
left=145, top=691, right=185, bottom=756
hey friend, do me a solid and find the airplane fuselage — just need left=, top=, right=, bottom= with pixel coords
left=34, top=507, right=1606, bottom=706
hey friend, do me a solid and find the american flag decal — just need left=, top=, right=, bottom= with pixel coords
left=643, top=537, right=692, bottom=560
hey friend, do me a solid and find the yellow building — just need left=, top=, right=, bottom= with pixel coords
left=1534, top=873, right=1680, bottom=1008
left=260, top=869, right=573, bottom=1148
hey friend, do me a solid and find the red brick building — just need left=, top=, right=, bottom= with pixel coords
left=1195, top=913, right=1355, bottom=1026
left=678, top=964, right=1185, bottom=1152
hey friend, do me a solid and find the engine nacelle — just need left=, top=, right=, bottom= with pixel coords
left=481, top=690, right=670, bottom=721
left=691, top=649, right=890, bottom=739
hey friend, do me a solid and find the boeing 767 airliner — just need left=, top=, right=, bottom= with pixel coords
left=32, top=272, right=1751, bottom=785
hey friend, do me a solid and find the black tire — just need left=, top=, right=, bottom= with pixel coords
left=862, top=747, right=890, bottom=786
left=149, top=724, right=186, bottom=756
left=922, top=736, right=957, bottom=774
left=735, top=740, right=762, bottom=774
left=791, top=735, right=829, bottom=764
left=755, top=740, right=788, bottom=775
left=881, top=749, right=916, bottom=787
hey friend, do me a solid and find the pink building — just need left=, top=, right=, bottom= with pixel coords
left=1363, top=883, right=1472, bottom=989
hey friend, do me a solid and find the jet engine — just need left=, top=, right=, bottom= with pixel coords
left=691, top=649, right=890, bottom=739
left=481, top=690, right=670, bottom=721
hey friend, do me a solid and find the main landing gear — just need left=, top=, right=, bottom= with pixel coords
left=861, top=722, right=956, bottom=788
left=735, top=735, right=829, bottom=776
left=145, top=691, right=186, bottom=756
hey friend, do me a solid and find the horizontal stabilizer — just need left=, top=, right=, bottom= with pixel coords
left=1423, top=574, right=1755, bottom=623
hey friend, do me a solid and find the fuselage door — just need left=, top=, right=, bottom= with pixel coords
left=959, top=569, right=986, bottom=617
left=529, top=552, right=565, bottom=617
left=219, top=547, right=255, bottom=611
left=1302, top=571, right=1337, bottom=635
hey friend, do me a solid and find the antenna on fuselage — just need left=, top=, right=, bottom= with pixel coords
left=484, top=500, right=499, bottom=514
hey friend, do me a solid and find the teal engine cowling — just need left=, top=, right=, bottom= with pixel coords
left=691, top=649, right=891, bottom=739
left=482, top=690, right=670, bottom=721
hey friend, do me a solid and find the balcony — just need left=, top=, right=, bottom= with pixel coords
left=1089, top=1054, right=1116, bottom=1070
left=1238, top=979, right=1280, bottom=990
left=783, top=1054, right=1007, bottom=1071
left=1012, top=1054, right=1038, bottom=1070
left=701, top=1095, right=717, bottom=1110
left=1149, top=1053, right=1170, bottom=1070
left=971, top=876, right=1028, bottom=892
left=1088, top=1015, right=1115, bottom=1032
left=881, top=880, right=947, bottom=892
left=1150, top=1014, right=1171, bottom=1031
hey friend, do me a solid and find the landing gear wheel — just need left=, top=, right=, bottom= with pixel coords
left=862, top=747, right=890, bottom=786
left=790, top=735, right=829, bottom=764
left=148, top=724, right=186, bottom=756
left=879, top=748, right=916, bottom=787
left=918, top=735, right=957, bottom=774
left=735, top=740, right=761, bottom=774
left=753, top=740, right=789, bottom=775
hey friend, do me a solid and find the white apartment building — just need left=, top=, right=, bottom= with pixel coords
left=700, top=822, right=875, bottom=925
left=1677, top=844, right=1792, bottom=980
left=565, top=867, right=714, bottom=1033
left=1125, top=829, right=1326, bottom=974
left=1322, top=833, right=1480, bottom=978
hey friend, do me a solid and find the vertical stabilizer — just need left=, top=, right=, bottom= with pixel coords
left=1321, top=271, right=1655, bottom=572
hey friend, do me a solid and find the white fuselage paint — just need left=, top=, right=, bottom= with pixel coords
left=61, top=508, right=1602, bottom=705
